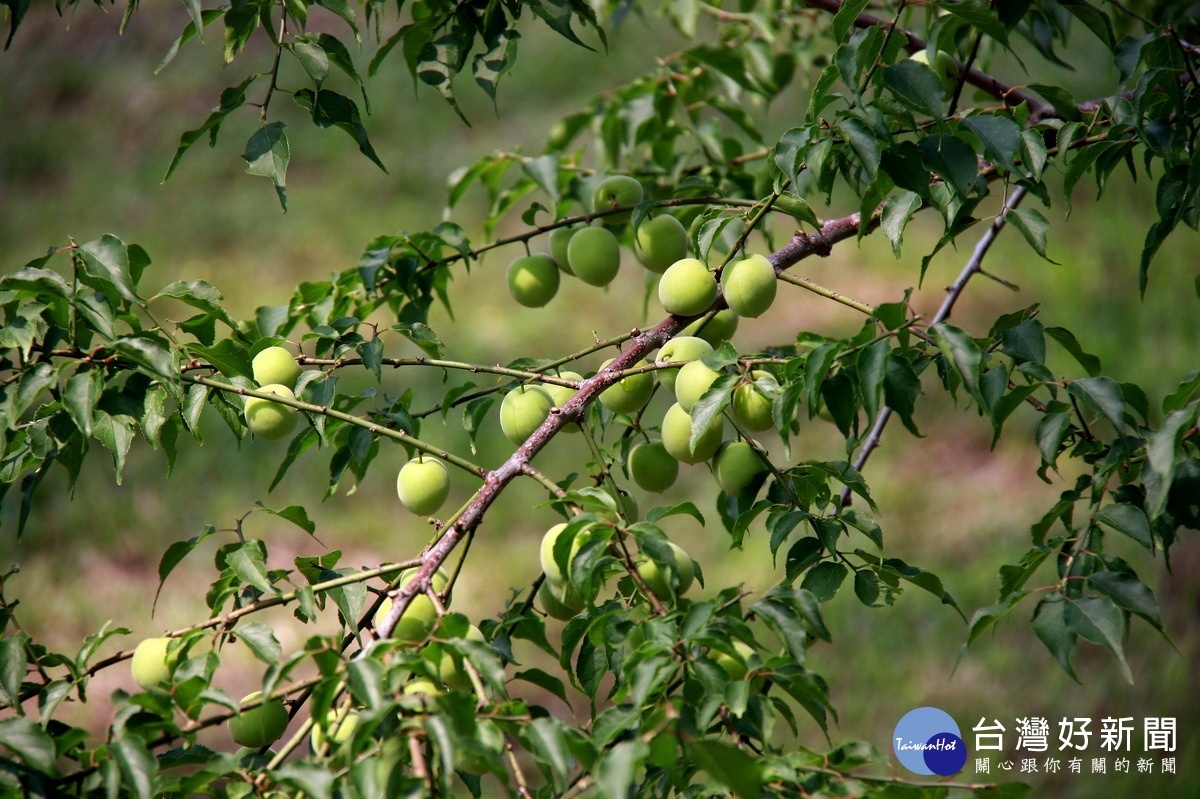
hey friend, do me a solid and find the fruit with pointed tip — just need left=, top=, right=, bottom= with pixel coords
left=229, top=692, right=289, bottom=748
left=566, top=226, right=622, bottom=286
left=592, top=174, right=644, bottom=224
left=655, top=336, right=713, bottom=393
left=720, top=254, right=777, bottom=318
left=252, top=346, right=301, bottom=388
left=660, top=402, right=723, bottom=464
left=731, top=371, right=777, bottom=432
left=131, top=637, right=177, bottom=689
left=599, top=359, right=654, bottom=415
left=674, top=359, right=722, bottom=413
left=635, top=541, right=695, bottom=598
left=245, top=384, right=298, bottom=441
left=396, top=455, right=450, bottom=516
left=506, top=253, right=560, bottom=307
left=680, top=308, right=739, bottom=347
left=627, top=441, right=679, bottom=493
left=500, top=385, right=554, bottom=445
left=634, top=214, right=689, bottom=273
left=658, top=258, right=717, bottom=317
left=714, top=440, right=767, bottom=495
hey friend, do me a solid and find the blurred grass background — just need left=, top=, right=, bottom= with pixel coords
left=1, top=3, right=1197, bottom=795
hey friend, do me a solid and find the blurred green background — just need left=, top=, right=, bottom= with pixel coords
left=1, top=3, right=1197, bottom=795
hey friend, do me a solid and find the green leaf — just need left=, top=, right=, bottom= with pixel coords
left=884, top=60, right=947, bottom=117
left=392, top=322, right=444, bottom=358
left=0, top=717, right=59, bottom=777
left=156, top=8, right=223, bottom=73
left=1030, top=595, right=1079, bottom=681
left=881, top=191, right=922, bottom=257
left=111, top=736, right=156, bottom=799
left=113, top=336, right=178, bottom=381
left=0, top=633, right=28, bottom=711
left=78, top=234, right=140, bottom=304
left=919, top=135, right=980, bottom=199
left=0, top=266, right=72, bottom=300
left=274, top=761, right=335, bottom=799
left=242, top=123, right=290, bottom=211
left=522, top=717, right=573, bottom=791
left=596, top=739, right=647, bottom=799
left=1089, top=570, right=1163, bottom=631
left=930, top=322, right=984, bottom=407
left=154, top=279, right=239, bottom=329
left=293, top=89, right=387, bottom=173
left=1066, top=596, right=1132, bottom=683
left=218, top=540, right=273, bottom=594
left=962, top=115, right=1021, bottom=174
left=164, top=75, right=259, bottom=180
left=645, top=501, right=705, bottom=525
left=188, top=339, right=253, bottom=380
left=1163, top=368, right=1200, bottom=414
left=1094, top=503, right=1151, bottom=548
left=832, top=0, right=871, bottom=43
left=474, top=29, right=520, bottom=105
left=1146, top=406, right=1199, bottom=518
left=1067, top=376, right=1125, bottom=435
left=258, top=502, right=317, bottom=534
left=64, top=368, right=103, bottom=438
left=237, top=621, right=282, bottom=664
left=800, top=561, right=847, bottom=602
left=837, top=118, right=880, bottom=179
left=93, top=411, right=136, bottom=484
left=1007, top=207, right=1058, bottom=262
left=154, top=529, right=214, bottom=613
left=687, top=739, right=762, bottom=799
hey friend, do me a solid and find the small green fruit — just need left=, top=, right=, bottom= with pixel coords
left=538, top=580, right=584, bottom=621
left=628, top=441, right=679, bottom=493
left=548, top=225, right=580, bottom=274
left=396, top=456, right=451, bottom=516
left=636, top=541, right=695, bottom=598
left=375, top=568, right=449, bottom=643
left=252, top=346, right=301, bottom=389
left=656, top=336, right=713, bottom=393
left=540, top=522, right=586, bottom=588
left=911, top=49, right=958, bottom=93
left=310, top=707, right=360, bottom=752
left=714, top=440, right=767, bottom=495
left=402, top=678, right=442, bottom=698
left=592, top=174, right=644, bottom=224
left=713, top=641, right=756, bottom=680
left=658, top=258, right=717, bottom=317
left=500, top=385, right=554, bottom=445
left=674, top=359, right=721, bottom=413
left=720, top=254, right=777, bottom=318
left=599, top=358, right=654, bottom=415
left=506, top=253, right=560, bottom=307
left=567, top=226, right=622, bottom=286
left=436, top=624, right=487, bottom=692
left=245, top=384, right=298, bottom=441
left=131, top=637, right=177, bottom=689
left=229, top=692, right=290, bottom=748
left=660, top=403, right=723, bottom=464
left=680, top=309, right=739, bottom=347
left=731, top=371, right=777, bottom=432
left=634, top=214, right=689, bottom=273
left=542, top=371, right=583, bottom=433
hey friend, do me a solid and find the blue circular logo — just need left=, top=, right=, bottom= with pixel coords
left=892, top=707, right=967, bottom=776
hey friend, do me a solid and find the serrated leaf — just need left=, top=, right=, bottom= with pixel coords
left=1066, top=596, right=1131, bottom=683
left=293, top=89, right=386, bottom=172
left=165, top=75, right=259, bottom=180
left=0, top=633, right=28, bottom=712
left=154, top=529, right=215, bottom=612
left=113, top=336, right=178, bottom=381
left=111, top=736, right=155, bottom=799
left=242, top=123, right=290, bottom=211
left=963, top=115, right=1021, bottom=175
left=1094, top=503, right=1151, bottom=548
left=596, top=740, right=648, bottom=799
left=1007, top=207, right=1057, bottom=262
left=188, top=339, right=253, bottom=380
left=64, top=368, right=103, bottom=438
left=645, top=502, right=705, bottom=525
left=881, top=190, right=922, bottom=257
left=1030, top=595, right=1079, bottom=681
left=0, top=717, right=58, bottom=776
left=237, top=621, right=282, bottom=664
left=93, top=411, right=136, bottom=484
left=154, top=279, right=238, bottom=329
left=931, top=322, right=984, bottom=407
left=1067, top=376, right=1125, bottom=435
left=523, top=717, right=572, bottom=791
left=78, top=234, right=140, bottom=304
left=687, top=739, right=762, bottom=799
left=392, top=322, right=444, bottom=358
left=219, top=540, right=273, bottom=594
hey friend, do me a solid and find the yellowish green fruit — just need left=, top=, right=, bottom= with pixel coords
left=538, top=581, right=583, bottom=621
left=131, top=637, right=177, bottom=689
left=506, top=253, right=561, bottom=308
left=713, top=641, right=756, bottom=680
left=567, top=226, right=622, bottom=286
left=542, top=371, right=583, bottom=433
left=548, top=225, right=580, bottom=274
left=720, top=254, right=777, bottom=318
left=436, top=624, right=487, bottom=691
left=252, top=346, right=301, bottom=389
left=402, top=678, right=442, bottom=698
left=245, top=384, right=298, bottom=441
left=396, top=456, right=450, bottom=516
left=731, top=371, right=777, bottom=432
left=628, top=441, right=679, bottom=493
left=592, top=174, right=644, bottom=224
left=500, top=385, right=554, bottom=445
left=634, top=214, right=689, bottom=273
left=635, top=541, right=695, bottom=598
left=599, top=358, right=654, bottom=415
left=714, top=440, right=767, bottom=495
left=375, top=566, right=449, bottom=644
left=655, top=336, right=713, bottom=393
left=310, top=707, right=360, bottom=752
left=658, top=258, right=717, bottom=317
left=660, top=403, right=724, bottom=464
left=910, top=49, right=958, bottom=93
left=229, top=692, right=290, bottom=748
left=539, top=522, right=587, bottom=587
left=680, top=309, right=739, bottom=347
left=674, top=359, right=721, bottom=413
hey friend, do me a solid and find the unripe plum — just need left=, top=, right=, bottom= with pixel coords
left=655, top=336, right=713, bottom=393
left=680, top=308, right=739, bottom=347
left=720, top=254, right=777, bottom=318
left=500, top=385, right=554, bottom=445
left=731, top=371, right=777, bottom=432
left=599, top=359, right=654, bottom=415
left=131, top=637, right=177, bottom=689
left=660, top=402, right=723, bottom=464
left=592, top=174, right=644, bottom=224
left=245, top=384, right=298, bottom=441
left=506, top=253, right=560, bottom=307
left=252, top=346, right=301, bottom=389
left=635, top=541, right=696, bottom=598
left=567, top=226, right=621, bottom=286
left=627, top=441, right=679, bottom=493
left=714, top=440, right=767, bottom=495
left=229, top=692, right=289, bottom=748
left=658, top=258, right=717, bottom=317
left=634, top=214, right=688, bottom=273
left=396, top=455, right=451, bottom=516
